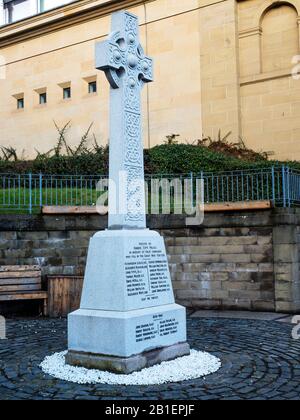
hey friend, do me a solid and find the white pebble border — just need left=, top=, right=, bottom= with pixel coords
left=40, top=350, right=221, bottom=385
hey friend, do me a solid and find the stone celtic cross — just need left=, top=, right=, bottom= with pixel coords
left=96, top=11, right=153, bottom=229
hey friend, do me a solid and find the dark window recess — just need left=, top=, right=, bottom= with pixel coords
left=39, top=92, right=47, bottom=105
left=88, top=81, right=97, bottom=94
left=63, top=87, right=71, bottom=100
left=17, top=98, right=24, bottom=109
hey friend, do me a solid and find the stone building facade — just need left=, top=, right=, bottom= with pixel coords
left=0, top=0, right=300, bottom=159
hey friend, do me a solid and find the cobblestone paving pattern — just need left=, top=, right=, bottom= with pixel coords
left=0, top=317, right=299, bottom=400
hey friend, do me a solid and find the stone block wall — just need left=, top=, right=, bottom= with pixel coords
left=163, top=227, right=275, bottom=311
left=0, top=209, right=300, bottom=313
left=0, top=230, right=92, bottom=277
left=272, top=215, right=300, bottom=313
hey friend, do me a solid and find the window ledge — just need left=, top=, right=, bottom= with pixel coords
left=84, top=92, right=98, bottom=98
left=240, top=69, right=292, bottom=86
left=0, top=0, right=144, bottom=47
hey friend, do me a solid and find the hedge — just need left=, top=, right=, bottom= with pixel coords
left=0, top=143, right=299, bottom=175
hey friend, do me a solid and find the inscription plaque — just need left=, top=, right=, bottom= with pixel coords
left=135, top=314, right=179, bottom=343
left=125, top=241, right=171, bottom=304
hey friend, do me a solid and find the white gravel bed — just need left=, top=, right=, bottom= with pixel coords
left=40, top=350, right=221, bottom=385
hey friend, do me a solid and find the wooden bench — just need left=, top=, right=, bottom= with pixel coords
left=0, top=266, right=48, bottom=316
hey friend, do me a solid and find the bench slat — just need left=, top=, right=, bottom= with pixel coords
left=0, top=278, right=41, bottom=286
left=0, top=271, right=41, bottom=279
left=0, top=284, right=42, bottom=293
left=0, top=266, right=47, bottom=315
left=0, top=292, right=48, bottom=301
left=0, top=266, right=41, bottom=272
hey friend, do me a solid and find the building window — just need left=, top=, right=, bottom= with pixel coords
left=39, top=0, right=74, bottom=13
left=2, top=1, right=76, bottom=26
left=13, top=93, right=25, bottom=110
left=17, top=97, right=24, bottom=109
left=39, top=92, right=47, bottom=105
left=63, top=86, right=71, bottom=100
left=4, top=0, right=34, bottom=24
left=88, top=81, right=97, bottom=94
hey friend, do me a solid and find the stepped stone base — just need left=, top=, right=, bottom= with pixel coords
left=66, top=342, right=190, bottom=374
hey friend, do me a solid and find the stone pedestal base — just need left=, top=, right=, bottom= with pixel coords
left=68, top=304, right=189, bottom=361
left=66, top=342, right=190, bottom=374
left=67, top=229, right=190, bottom=374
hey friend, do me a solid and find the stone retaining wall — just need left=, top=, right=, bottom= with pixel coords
left=0, top=209, right=300, bottom=313
left=163, top=227, right=274, bottom=312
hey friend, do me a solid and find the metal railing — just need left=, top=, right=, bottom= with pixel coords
left=200, top=166, right=299, bottom=207
left=0, top=166, right=299, bottom=213
left=0, top=174, right=105, bottom=214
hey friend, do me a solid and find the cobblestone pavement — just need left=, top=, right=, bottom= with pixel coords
left=0, top=317, right=299, bottom=400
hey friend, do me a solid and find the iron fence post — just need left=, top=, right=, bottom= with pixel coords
left=271, top=166, right=276, bottom=206
left=282, top=165, right=287, bottom=208
left=39, top=173, right=43, bottom=210
left=200, top=171, right=204, bottom=204
left=287, top=166, right=291, bottom=208
left=190, top=172, right=194, bottom=209
left=29, top=173, right=32, bottom=214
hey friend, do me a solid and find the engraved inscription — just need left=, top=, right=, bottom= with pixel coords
left=135, top=314, right=179, bottom=343
left=125, top=241, right=171, bottom=303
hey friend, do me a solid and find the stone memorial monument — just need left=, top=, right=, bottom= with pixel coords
left=66, top=10, right=190, bottom=374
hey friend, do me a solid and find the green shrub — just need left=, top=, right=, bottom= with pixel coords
left=147, top=144, right=300, bottom=174
left=1, top=131, right=300, bottom=175
left=147, top=144, right=247, bottom=173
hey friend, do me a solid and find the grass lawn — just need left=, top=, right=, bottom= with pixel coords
left=0, top=187, right=188, bottom=215
left=0, top=188, right=102, bottom=214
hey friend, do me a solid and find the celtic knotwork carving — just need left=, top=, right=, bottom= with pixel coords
left=124, top=83, right=140, bottom=113
left=140, top=57, right=153, bottom=80
left=125, top=13, right=138, bottom=37
left=109, top=45, right=124, bottom=66
left=97, top=12, right=153, bottom=90
left=125, top=165, right=144, bottom=222
left=125, top=112, right=141, bottom=164
left=126, top=112, right=140, bottom=137
left=96, top=11, right=153, bottom=227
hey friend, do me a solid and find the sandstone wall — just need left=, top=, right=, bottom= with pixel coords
left=1, top=209, right=300, bottom=313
